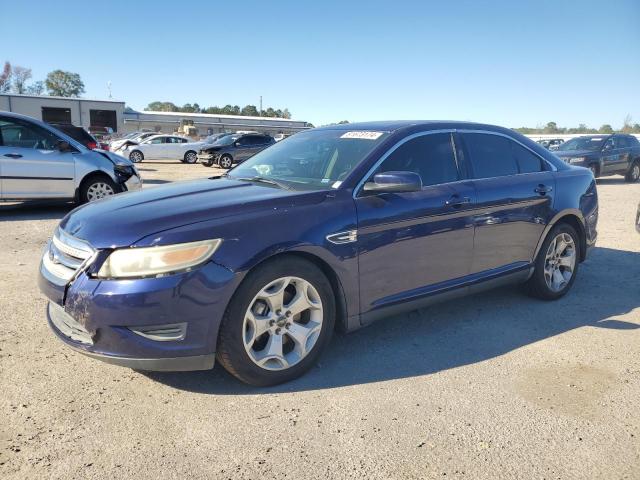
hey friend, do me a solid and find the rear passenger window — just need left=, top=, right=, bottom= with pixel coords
left=377, top=133, right=459, bottom=187
left=510, top=141, right=543, bottom=173
left=464, top=133, right=518, bottom=178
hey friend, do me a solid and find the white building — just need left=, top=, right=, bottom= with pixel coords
left=0, top=93, right=125, bottom=132
left=122, top=110, right=310, bottom=137
left=0, top=93, right=310, bottom=138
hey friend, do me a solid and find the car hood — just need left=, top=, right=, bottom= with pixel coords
left=555, top=149, right=596, bottom=158
left=60, top=178, right=326, bottom=248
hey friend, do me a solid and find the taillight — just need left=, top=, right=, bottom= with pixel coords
left=100, top=143, right=110, bottom=151
left=87, top=142, right=97, bottom=149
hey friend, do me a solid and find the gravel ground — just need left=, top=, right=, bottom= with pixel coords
left=1, top=161, right=639, bottom=480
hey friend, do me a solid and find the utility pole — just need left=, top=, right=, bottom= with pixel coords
left=107, top=81, right=112, bottom=99
left=259, top=95, right=262, bottom=116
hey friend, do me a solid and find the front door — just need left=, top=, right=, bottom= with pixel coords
left=355, top=132, right=476, bottom=315
left=0, top=116, right=75, bottom=199
left=460, top=132, right=555, bottom=274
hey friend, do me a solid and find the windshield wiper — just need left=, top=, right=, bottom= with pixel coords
left=232, top=176, right=292, bottom=190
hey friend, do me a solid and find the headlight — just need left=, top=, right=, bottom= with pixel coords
left=569, top=157, right=586, bottom=164
left=97, top=239, right=222, bottom=279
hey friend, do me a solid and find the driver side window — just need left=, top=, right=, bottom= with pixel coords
left=0, top=118, right=60, bottom=150
left=376, top=133, right=459, bottom=187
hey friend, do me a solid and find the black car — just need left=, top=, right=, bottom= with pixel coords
left=555, top=134, right=640, bottom=182
left=198, top=133, right=275, bottom=168
left=48, top=123, right=106, bottom=150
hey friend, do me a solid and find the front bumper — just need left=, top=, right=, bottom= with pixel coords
left=124, top=174, right=142, bottom=192
left=39, top=255, right=242, bottom=371
left=197, top=153, right=218, bottom=164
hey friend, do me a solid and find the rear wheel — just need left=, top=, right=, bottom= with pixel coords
left=216, top=257, right=335, bottom=386
left=129, top=150, right=144, bottom=163
left=218, top=154, right=233, bottom=169
left=525, top=223, right=580, bottom=300
left=80, top=175, right=119, bottom=204
left=184, top=151, right=197, bottom=164
left=625, top=161, right=640, bottom=183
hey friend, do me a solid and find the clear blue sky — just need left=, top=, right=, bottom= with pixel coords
left=2, top=0, right=639, bottom=128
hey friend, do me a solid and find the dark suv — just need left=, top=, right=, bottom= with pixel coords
left=198, top=133, right=275, bottom=168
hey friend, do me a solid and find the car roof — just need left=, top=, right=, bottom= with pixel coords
left=313, top=120, right=519, bottom=134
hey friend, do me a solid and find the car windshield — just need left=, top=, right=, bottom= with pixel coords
left=212, top=135, right=239, bottom=146
left=227, top=129, right=389, bottom=190
left=557, top=137, right=606, bottom=152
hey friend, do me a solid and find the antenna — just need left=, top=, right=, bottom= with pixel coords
left=107, top=81, right=112, bottom=99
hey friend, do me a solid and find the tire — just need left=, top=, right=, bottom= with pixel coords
left=588, top=164, right=599, bottom=178
left=80, top=175, right=119, bottom=204
left=625, top=161, right=640, bottom=183
left=218, top=154, right=233, bottom=169
left=129, top=150, right=144, bottom=163
left=525, top=223, right=580, bottom=300
left=184, top=151, right=198, bottom=164
left=216, top=256, right=335, bottom=386
left=201, top=159, right=214, bottom=167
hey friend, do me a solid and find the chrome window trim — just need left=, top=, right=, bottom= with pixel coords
left=457, top=129, right=558, bottom=174
left=352, top=128, right=557, bottom=198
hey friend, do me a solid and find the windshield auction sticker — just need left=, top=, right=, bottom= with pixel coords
left=340, top=131, right=384, bottom=140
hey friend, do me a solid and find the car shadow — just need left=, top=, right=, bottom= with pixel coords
left=141, top=179, right=172, bottom=185
left=0, top=201, right=74, bottom=221
left=596, top=177, right=627, bottom=185
left=146, top=246, right=640, bottom=394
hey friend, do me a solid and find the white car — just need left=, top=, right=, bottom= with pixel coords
left=109, top=131, right=158, bottom=151
left=116, top=134, right=201, bottom=163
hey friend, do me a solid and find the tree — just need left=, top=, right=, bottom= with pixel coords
left=598, top=124, right=614, bottom=134
left=0, top=61, right=11, bottom=93
left=622, top=114, right=633, bottom=133
left=145, top=101, right=178, bottom=112
left=282, top=108, right=291, bottom=119
left=26, top=81, right=44, bottom=95
left=45, top=70, right=85, bottom=97
left=543, top=121, right=559, bottom=134
left=12, top=66, right=32, bottom=94
left=240, top=104, right=259, bottom=116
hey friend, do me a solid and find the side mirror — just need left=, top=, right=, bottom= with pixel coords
left=603, top=143, right=613, bottom=151
left=363, top=171, right=422, bottom=193
left=56, top=140, right=71, bottom=152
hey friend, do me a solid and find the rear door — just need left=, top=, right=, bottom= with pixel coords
left=460, top=131, right=555, bottom=274
left=612, top=136, right=631, bottom=174
left=355, top=131, right=477, bottom=315
left=0, top=116, right=75, bottom=199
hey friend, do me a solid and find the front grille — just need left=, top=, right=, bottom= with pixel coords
left=41, top=228, right=95, bottom=287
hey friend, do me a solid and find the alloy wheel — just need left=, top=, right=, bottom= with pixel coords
left=543, top=232, right=576, bottom=292
left=242, top=276, right=323, bottom=371
left=185, top=152, right=197, bottom=164
left=86, top=182, right=115, bottom=201
left=220, top=156, right=232, bottom=169
left=130, top=151, right=143, bottom=162
left=632, top=164, right=640, bottom=181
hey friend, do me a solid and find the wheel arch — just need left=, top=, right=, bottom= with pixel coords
left=77, top=170, right=120, bottom=203
left=534, top=210, right=588, bottom=263
left=230, top=250, right=350, bottom=333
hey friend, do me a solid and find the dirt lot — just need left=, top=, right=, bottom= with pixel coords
left=1, top=160, right=639, bottom=479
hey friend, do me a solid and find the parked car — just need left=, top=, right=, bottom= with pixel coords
left=48, top=123, right=109, bottom=150
left=109, top=131, right=158, bottom=152
left=0, top=112, right=141, bottom=203
left=117, top=134, right=193, bottom=163
left=38, top=121, right=598, bottom=386
left=536, top=138, right=564, bottom=150
left=555, top=134, right=640, bottom=182
left=198, top=133, right=275, bottom=168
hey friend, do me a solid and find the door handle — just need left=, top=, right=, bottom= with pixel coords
left=445, top=195, right=471, bottom=207
left=3, top=153, right=23, bottom=159
left=534, top=184, right=553, bottom=195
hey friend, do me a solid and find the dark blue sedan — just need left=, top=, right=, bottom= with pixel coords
left=39, top=121, right=599, bottom=386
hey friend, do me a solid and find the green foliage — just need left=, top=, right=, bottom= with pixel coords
left=45, top=70, right=85, bottom=97
left=145, top=101, right=291, bottom=118
left=598, top=124, right=614, bottom=134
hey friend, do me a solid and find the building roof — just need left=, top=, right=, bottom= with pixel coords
left=126, top=109, right=306, bottom=124
left=0, top=93, right=125, bottom=104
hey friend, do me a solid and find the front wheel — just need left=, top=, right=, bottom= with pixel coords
left=525, top=223, right=580, bottom=300
left=129, top=150, right=144, bottom=163
left=625, top=161, right=640, bottom=183
left=184, top=151, right=198, bottom=164
left=216, top=257, right=335, bottom=386
left=218, top=154, right=233, bottom=169
left=80, top=175, right=119, bottom=204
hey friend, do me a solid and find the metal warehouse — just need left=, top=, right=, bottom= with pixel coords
left=0, top=93, right=125, bottom=132
left=0, top=94, right=310, bottom=137
left=122, top=110, right=310, bottom=137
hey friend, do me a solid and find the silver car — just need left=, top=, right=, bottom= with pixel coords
left=0, top=111, right=142, bottom=203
